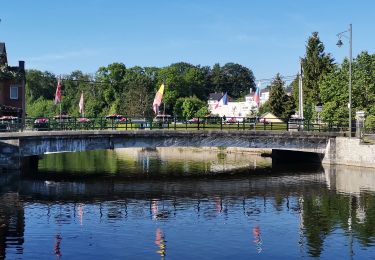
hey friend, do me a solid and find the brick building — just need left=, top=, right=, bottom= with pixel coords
left=0, top=42, right=25, bottom=119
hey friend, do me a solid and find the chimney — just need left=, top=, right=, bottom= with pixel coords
left=18, top=60, right=25, bottom=71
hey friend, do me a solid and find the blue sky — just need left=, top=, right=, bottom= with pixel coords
left=1, top=0, right=374, bottom=81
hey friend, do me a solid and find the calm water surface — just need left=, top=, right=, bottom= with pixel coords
left=1, top=148, right=375, bottom=259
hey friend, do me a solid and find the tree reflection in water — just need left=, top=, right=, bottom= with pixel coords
left=1, top=152, right=375, bottom=258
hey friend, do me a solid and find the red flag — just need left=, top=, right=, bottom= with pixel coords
left=79, top=92, right=84, bottom=115
left=254, top=87, right=260, bottom=107
left=54, top=79, right=61, bottom=104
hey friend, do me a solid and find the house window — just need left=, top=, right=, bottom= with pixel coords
left=10, top=85, right=18, bottom=100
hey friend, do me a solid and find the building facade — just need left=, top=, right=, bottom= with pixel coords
left=0, top=43, right=25, bottom=119
left=209, top=90, right=270, bottom=119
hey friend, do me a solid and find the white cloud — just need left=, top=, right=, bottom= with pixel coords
left=27, top=49, right=97, bottom=62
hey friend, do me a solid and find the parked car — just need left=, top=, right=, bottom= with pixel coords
left=187, top=118, right=199, bottom=124
left=33, top=118, right=49, bottom=131
left=154, top=114, right=172, bottom=123
left=226, top=117, right=237, bottom=124
left=106, top=114, right=128, bottom=123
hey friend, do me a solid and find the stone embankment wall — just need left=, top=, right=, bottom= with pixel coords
left=323, top=137, right=375, bottom=168
left=0, top=139, right=20, bottom=169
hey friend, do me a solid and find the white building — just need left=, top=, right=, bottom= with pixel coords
left=260, top=88, right=269, bottom=106
left=208, top=90, right=270, bottom=118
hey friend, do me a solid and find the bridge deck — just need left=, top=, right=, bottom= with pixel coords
left=0, top=129, right=343, bottom=140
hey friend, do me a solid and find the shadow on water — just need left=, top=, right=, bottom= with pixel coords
left=20, top=147, right=323, bottom=181
left=17, top=148, right=325, bottom=202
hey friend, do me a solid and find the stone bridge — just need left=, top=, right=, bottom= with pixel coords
left=0, top=130, right=345, bottom=169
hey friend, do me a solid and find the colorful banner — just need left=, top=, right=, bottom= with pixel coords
left=152, top=83, right=165, bottom=114
left=54, top=79, right=61, bottom=104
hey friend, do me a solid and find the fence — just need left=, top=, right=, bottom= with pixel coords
left=0, top=116, right=352, bottom=133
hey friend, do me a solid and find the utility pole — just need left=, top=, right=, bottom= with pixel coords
left=336, top=24, right=353, bottom=137
left=163, top=79, right=166, bottom=122
left=349, top=23, right=352, bottom=136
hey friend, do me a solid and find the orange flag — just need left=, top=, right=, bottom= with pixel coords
left=152, top=84, right=164, bottom=114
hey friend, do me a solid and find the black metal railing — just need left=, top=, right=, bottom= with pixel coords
left=0, top=116, right=352, bottom=133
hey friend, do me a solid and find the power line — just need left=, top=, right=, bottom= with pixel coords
left=256, top=74, right=298, bottom=85
left=57, top=75, right=299, bottom=86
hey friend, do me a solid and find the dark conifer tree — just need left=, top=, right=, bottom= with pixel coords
left=269, top=73, right=286, bottom=118
left=302, top=32, right=334, bottom=105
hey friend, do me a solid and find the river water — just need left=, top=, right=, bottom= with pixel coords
left=1, top=147, right=375, bottom=259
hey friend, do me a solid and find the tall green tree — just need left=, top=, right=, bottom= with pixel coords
left=26, top=70, right=56, bottom=102
left=214, top=63, right=256, bottom=99
left=268, top=74, right=296, bottom=120
left=119, top=67, right=154, bottom=116
left=269, top=74, right=286, bottom=118
left=319, top=51, right=375, bottom=125
left=302, top=32, right=334, bottom=105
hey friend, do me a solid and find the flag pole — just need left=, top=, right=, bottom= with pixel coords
left=82, top=92, right=84, bottom=118
left=163, top=79, right=166, bottom=121
left=59, top=75, right=62, bottom=120
left=59, top=76, right=62, bottom=121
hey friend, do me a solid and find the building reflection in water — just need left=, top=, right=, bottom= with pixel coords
left=0, top=172, right=24, bottom=259
left=151, top=199, right=158, bottom=220
left=155, top=228, right=166, bottom=259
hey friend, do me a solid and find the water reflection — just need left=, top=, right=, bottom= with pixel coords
left=35, top=147, right=272, bottom=177
left=0, top=150, right=375, bottom=258
left=325, top=164, right=375, bottom=194
left=54, top=234, right=62, bottom=259
left=155, top=228, right=166, bottom=259
left=252, top=225, right=262, bottom=253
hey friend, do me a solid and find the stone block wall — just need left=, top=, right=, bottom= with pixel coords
left=323, top=137, right=375, bottom=168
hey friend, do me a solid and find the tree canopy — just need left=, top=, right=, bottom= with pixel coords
left=25, top=62, right=256, bottom=118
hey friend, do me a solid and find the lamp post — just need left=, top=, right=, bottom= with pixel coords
left=336, top=24, right=352, bottom=136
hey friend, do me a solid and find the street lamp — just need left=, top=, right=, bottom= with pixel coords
left=336, top=24, right=352, bottom=136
